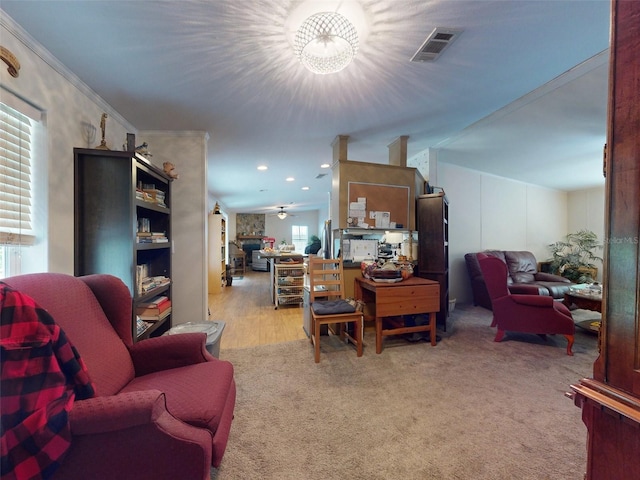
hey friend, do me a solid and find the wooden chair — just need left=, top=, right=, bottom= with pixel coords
left=308, top=256, right=363, bottom=363
left=230, top=251, right=246, bottom=275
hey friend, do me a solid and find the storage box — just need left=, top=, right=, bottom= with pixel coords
left=165, top=321, right=225, bottom=358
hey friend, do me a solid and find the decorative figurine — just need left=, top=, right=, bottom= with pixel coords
left=135, top=142, right=152, bottom=157
left=95, top=113, right=110, bottom=150
left=163, top=161, right=179, bottom=180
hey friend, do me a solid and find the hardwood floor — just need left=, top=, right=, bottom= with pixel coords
left=208, top=268, right=308, bottom=350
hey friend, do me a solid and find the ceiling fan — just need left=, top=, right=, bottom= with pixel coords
left=272, top=206, right=294, bottom=220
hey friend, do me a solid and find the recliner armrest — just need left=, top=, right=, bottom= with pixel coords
left=510, top=294, right=555, bottom=307
left=534, top=272, right=572, bottom=283
left=129, top=333, right=212, bottom=377
left=70, top=390, right=168, bottom=434
left=508, top=284, right=541, bottom=295
left=58, top=391, right=212, bottom=480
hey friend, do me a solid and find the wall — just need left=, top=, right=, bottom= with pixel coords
left=265, top=210, right=320, bottom=247
left=436, top=162, right=569, bottom=305
left=138, top=131, right=209, bottom=324
left=436, top=161, right=605, bottom=304
left=1, top=15, right=210, bottom=324
left=1, top=14, right=132, bottom=274
left=568, top=186, right=606, bottom=281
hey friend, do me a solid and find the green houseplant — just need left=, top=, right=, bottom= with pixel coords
left=547, top=229, right=603, bottom=283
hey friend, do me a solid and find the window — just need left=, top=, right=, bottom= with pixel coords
left=291, top=225, right=309, bottom=254
left=1, top=98, right=41, bottom=278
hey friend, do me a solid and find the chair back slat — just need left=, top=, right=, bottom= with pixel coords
left=308, top=257, right=347, bottom=301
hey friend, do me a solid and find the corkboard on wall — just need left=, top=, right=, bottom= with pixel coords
left=348, top=182, right=410, bottom=227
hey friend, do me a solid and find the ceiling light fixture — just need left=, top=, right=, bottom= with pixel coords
left=277, top=211, right=288, bottom=220
left=294, top=12, right=359, bottom=75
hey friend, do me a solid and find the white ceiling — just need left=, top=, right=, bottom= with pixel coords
left=1, top=0, right=610, bottom=215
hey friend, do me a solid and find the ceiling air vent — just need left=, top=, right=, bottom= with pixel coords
left=410, top=27, right=463, bottom=62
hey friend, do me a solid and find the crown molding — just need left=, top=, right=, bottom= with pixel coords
left=1, top=10, right=134, bottom=131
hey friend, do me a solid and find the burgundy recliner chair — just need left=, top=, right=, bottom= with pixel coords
left=477, top=253, right=575, bottom=355
left=2, top=272, right=236, bottom=479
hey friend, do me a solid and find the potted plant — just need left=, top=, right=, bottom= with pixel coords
left=547, top=229, right=603, bottom=283
left=305, top=235, right=321, bottom=254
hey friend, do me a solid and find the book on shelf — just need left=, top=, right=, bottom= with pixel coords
left=137, top=232, right=168, bottom=243
left=138, top=295, right=169, bottom=308
left=136, top=297, right=171, bottom=316
left=142, top=188, right=167, bottom=207
left=136, top=264, right=149, bottom=294
left=137, top=301, right=171, bottom=314
left=138, top=275, right=171, bottom=294
left=137, top=307, right=172, bottom=322
left=138, top=218, right=151, bottom=233
left=136, top=316, right=153, bottom=336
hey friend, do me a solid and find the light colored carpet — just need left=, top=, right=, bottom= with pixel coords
left=212, top=305, right=599, bottom=480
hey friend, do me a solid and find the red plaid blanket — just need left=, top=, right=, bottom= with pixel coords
left=1, top=282, right=94, bottom=480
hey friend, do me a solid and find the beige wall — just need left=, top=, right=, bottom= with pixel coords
left=435, top=160, right=604, bottom=305
left=568, top=186, right=606, bottom=281
left=437, top=162, right=569, bottom=305
left=139, top=131, right=209, bottom=324
left=1, top=14, right=132, bottom=274
left=2, top=15, right=210, bottom=324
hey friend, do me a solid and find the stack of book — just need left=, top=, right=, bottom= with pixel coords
left=136, top=316, right=153, bottom=336
left=136, top=188, right=155, bottom=203
left=142, top=188, right=166, bottom=207
left=136, top=295, right=171, bottom=322
left=138, top=275, right=171, bottom=294
left=136, top=231, right=169, bottom=243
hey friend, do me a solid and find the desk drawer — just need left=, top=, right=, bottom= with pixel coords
left=375, top=284, right=440, bottom=317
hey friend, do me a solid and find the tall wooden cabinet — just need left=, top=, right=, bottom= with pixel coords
left=74, top=148, right=173, bottom=341
left=208, top=212, right=226, bottom=293
left=570, top=2, right=640, bottom=478
left=416, top=192, right=449, bottom=328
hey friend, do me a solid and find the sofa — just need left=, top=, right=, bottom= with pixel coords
left=1, top=273, right=236, bottom=480
left=465, top=250, right=573, bottom=310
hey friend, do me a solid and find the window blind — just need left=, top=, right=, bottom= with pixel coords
left=0, top=103, right=34, bottom=245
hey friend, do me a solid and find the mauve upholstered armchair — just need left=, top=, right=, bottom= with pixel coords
left=477, top=253, right=575, bottom=355
left=3, top=272, right=235, bottom=479
left=465, top=250, right=573, bottom=310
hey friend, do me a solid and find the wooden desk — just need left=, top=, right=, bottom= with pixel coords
left=354, top=276, right=440, bottom=353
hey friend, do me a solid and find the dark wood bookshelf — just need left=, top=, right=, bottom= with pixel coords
left=416, top=192, right=449, bottom=329
left=74, top=148, right=173, bottom=341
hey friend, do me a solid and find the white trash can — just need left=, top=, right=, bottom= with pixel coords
left=166, top=321, right=225, bottom=358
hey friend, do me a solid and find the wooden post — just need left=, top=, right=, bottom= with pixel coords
left=388, top=135, right=409, bottom=167
left=332, top=135, right=349, bottom=163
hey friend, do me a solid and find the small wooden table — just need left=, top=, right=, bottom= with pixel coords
left=563, top=291, right=602, bottom=312
left=354, top=276, right=440, bottom=353
left=563, top=291, right=602, bottom=334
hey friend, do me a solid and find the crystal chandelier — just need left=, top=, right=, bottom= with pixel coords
left=294, top=12, right=359, bottom=75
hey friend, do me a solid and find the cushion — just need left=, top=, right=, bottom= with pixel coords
left=505, top=251, right=538, bottom=283
left=121, top=360, right=235, bottom=431
left=311, top=299, right=356, bottom=315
